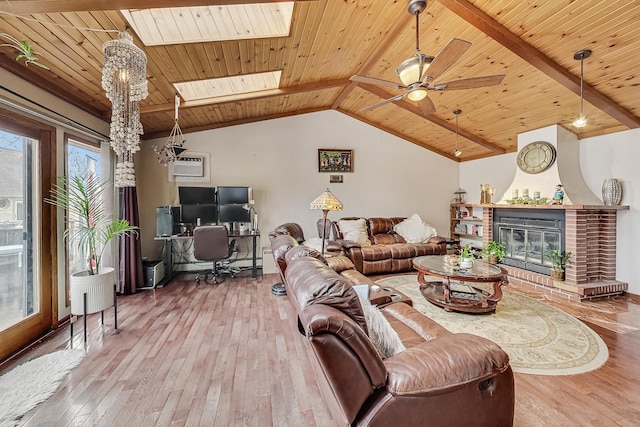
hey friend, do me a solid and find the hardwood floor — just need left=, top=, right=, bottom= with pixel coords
left=4, top=272, right=640, bottom=426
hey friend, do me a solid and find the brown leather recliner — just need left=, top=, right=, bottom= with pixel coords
left=283, top=251, right=515, bottom=426
left=270, top=222, right=343, bottom=253
left=334, top=217, right=447, bottom=275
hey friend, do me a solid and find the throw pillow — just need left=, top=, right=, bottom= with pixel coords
left=303, top=237, right=327, bottom=253
left=358, top=295, right=406, bottom=358
left=338, top=218, right=371, bottom=246
left=394, top=213, right=437, bottom=243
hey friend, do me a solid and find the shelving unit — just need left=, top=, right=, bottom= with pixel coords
left=450, top=203, right=483, bottom=248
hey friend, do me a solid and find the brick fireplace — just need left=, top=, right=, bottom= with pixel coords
left=480, top=204, right=628, bottom=300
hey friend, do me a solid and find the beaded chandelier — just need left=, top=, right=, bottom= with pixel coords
left=102, top=32, right=148, bottom=187
left=153, top=95, right=187, bottom=165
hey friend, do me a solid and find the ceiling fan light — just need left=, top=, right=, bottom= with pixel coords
left=396, top=52, right=433, bottom=85
left=573, top=116, right=587, bottom=128
left=407, top=88, right=427, bottom=101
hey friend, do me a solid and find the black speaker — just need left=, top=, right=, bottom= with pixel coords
left=156, top=206, right=180, bottom=237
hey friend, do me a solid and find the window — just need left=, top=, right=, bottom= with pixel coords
left=65, top=136, right=103, bottom=277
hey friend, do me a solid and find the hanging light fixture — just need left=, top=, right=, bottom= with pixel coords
left=154, top=95, right=187, bottom=165
left=573, top=49, right=591, bottom=128
left=453, top=109, right=462, bottom=157
left=396, top=0, right=433, bottom=102
left=102, top=31, right=148, bottom=187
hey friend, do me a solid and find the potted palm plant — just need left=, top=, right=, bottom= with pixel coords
left=481, top=241, right=505, bottom=264
left=46, top=175, right=137, bottom=314
left=548, top=249, right=573, bottom=281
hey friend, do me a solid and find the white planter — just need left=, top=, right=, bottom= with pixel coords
left=459, top=258, right=473, bottom=269
left=70, top=267, right=116, bottom=315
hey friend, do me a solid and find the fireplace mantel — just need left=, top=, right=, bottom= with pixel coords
left=473, top=203, right=629, bottom=211
left=476, top=204, right=628, bottom=300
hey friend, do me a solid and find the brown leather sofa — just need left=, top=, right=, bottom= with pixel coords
left=334, top=217, right=447, bottom=275
left=270, top=228, right=515, bottom=426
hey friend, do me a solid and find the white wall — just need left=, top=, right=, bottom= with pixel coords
left=460, top=127, right=640, bottom=294
left=137, top=110, right=460, bottom=259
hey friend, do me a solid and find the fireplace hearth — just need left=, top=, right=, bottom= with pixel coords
left=479, top=204, right=628, bottom=300
left=493, top=209, right=565, bottom=275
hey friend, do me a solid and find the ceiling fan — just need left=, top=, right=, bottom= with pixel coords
left=350, top=0, right=505, bottom=116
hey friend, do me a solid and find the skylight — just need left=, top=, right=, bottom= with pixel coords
left=122, top=3, right=294, bottom=46
left=174, top=71, right=283, bottom=101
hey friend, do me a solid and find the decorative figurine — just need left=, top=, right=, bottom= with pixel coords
left=552, top=184, right=564, bottom=205
left=454, top=188, right=466, bottom=204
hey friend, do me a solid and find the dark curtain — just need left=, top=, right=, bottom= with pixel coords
left=119, top=187, right=144, bottom=294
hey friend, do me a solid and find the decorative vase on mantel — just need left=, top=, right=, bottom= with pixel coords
left=602, top=178, right=622, bottom=206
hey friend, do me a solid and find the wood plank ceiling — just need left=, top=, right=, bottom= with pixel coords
left=0, top=0, right=638, bottom=161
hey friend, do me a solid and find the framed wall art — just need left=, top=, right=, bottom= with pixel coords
left=318, top=149, right=353, bottom=173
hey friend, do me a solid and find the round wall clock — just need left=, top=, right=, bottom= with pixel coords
left=517, top=141, right=556, bottom=174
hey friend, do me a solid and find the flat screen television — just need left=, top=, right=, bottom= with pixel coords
left=179, top=186, right=216, bottom=205
left=218, top=204, right=251, bottom=224
left=217, top=186, right=251, bottom=205
left=181, top=204, right=217, bottom=225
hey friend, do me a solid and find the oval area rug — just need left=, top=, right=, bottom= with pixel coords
left=377, top=275, right=608, bottom=376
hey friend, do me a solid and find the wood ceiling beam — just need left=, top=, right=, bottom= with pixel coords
left=357, top=83, right=506, bottom=154
left=331, top=12, right=413, bottom=110
left=437, top=0, right=640, bottom=129
left=0, top=0, right=310, bottom=14
left=141, top=78, right=350, bottom=115
left=143, top=106, right=327, bottom=140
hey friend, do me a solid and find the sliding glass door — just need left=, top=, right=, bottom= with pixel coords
left=0, top=111, right=54, bottom=362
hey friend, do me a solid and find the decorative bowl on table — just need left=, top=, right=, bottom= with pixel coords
left=444, top=255, right=459, bottom=267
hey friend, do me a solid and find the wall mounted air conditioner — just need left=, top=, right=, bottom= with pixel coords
left=172, top=156, right=204, bottom=177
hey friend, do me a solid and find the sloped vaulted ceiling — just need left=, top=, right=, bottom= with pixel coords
left=0, top=0, right=638, bottom=161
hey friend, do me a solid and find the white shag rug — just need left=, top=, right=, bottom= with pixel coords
left=378, top=275, right=609, bottom=376
left=0, top=349, right=85, bottom=426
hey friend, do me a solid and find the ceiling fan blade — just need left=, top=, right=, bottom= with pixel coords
left=350, top=75, right=403, bottom=89
left=432, top=74, right=506, bottom=91
left=360, top=94, right=405, bottom=112
left=424, top=38, right=472, bottom=81
left=417, top=97, right=436, bottom=116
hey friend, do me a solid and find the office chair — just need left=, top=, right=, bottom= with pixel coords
left=193, top=225, right=235, bottom=284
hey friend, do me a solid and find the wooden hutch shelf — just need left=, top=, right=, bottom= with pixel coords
left=449, top=203, right=483, bottom=247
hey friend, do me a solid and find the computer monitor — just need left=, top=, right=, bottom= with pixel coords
left=217, top=186, right=251, bottom=205
left=218, top=204, right=251, bottom=224
left=178, top=186, right=216, bottom=205
left=181, top=204, right=217, bottom=226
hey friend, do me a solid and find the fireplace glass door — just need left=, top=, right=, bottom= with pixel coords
left=494, top=208, right=565, bottom=275
left=500, top=226, right=561, bottom=272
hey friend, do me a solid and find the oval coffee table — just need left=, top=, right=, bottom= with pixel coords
left=412, top=256, right=509, bottom=314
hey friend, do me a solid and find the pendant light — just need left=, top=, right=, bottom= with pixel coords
left=153, top=95, right=187, bottom=165
left=453, top=109, right=462, bottom=157
left=102, top=31, right=148, bottom=187
left=573, top=49, right=591, bottom=128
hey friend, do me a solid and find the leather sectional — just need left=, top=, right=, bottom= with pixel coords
left=269, top=226, right=515, bottom=426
